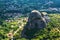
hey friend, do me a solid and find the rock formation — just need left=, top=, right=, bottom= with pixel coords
left=21, top=10, right=49, bottom=39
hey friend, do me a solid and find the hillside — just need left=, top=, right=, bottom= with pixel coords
left=0, top=0, right=60, bottom=13
left=0, top=14, right=60, bottom=40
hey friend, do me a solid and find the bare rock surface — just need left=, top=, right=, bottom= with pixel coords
left=21, top=10, right=50, bottom=39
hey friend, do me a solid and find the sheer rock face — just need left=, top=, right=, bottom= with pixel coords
left=21, top=10, right=49, bottom=39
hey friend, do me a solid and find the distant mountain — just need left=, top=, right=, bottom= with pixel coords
left=0, top=0, right=60, bottom=20
left=0, top=0, right=60, bottom=13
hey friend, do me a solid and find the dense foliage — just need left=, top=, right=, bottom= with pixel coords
left=0, top=14, right=60, bottom=40
left=0, top=0, right=60, bottom=13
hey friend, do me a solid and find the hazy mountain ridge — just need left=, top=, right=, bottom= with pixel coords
left=0, top=0, right=60, bottom=13
left=0, top=0, right=60, bottom=20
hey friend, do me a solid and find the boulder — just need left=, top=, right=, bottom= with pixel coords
left=21, top=10, right=48, bottom=39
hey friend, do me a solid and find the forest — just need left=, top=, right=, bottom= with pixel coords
left=0, top=0, right=60, bottom=40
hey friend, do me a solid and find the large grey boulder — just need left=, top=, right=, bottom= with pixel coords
left=21, top=10, right=49, bottom=39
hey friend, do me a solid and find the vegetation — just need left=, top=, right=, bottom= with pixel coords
left=0, top=14, right=60, bottom=40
